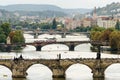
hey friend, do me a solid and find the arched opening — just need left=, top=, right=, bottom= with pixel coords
left=75, top=43, right=91, bottom=52
left=65, top=63, right=93, bottom=80
left=24, top=33, right=34, bottom=39
left=22, top=45, right=36, bottom=52
left=42, top=44, right=69, bottom=51
left=26, top=64, right=52, bottom=80
left=0, top=65, right=12, bottom=80
left=105, top=63, right=120, bottom=80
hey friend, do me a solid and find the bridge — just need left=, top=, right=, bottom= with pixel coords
left=24, top=30, right=90, bottom=38
left=26, top=40, right=90, bottom=51
left=0, top=58, right=120, bottom=78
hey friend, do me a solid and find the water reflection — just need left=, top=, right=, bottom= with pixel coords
left=93, top=78, right=104, bottom=80
left=53, top=78, right=65, bottom=80
left=9, top=77, right=107, bottom=80
left=12, top=78, right=26, bottom=80
left=12, top=78, right=105, bottom=80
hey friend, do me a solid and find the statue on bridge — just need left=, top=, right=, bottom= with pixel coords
left=57, top=54, right=61, bottom=60
left=13, top=55, right=24, bottom=63
left=96, top=52, right=101, bottom=60
left=96, top=46, right=101, bottom=60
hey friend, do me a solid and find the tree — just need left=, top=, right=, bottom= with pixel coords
left=91, top=26, right=105, bottom=32
left=0, top=23, right=11, bottom=43
left=10, top=30, right=25, bottom=44
left=109, top=31, right=120, bottom=50
left=115, top=20, right=120, bottom=30
left=100, top=28, right=115, bottom=42
left=52, top=18, right=57, bottom=29
left=16, top=26, right=22, bottom=30
left=0, top=34, right=6, bottom=43
left=1, top=23, right=11, bottom=37
left=40, top=23, right=51, bottom=29
left=9, top=31, right=15, bottom=44
left=90, top=31, right=102, bottom=41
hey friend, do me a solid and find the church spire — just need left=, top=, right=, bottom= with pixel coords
left=93, top=6, right=97, bottom=20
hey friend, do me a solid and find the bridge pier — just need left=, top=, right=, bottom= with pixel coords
left=61, top=33, right=66, bottom=38
left=34, top=33, right=38, bottom=39
left=12, top=66, right=27, bottom=78
left=69, top=44, right=75, bottom=51
left=36, top=45, right=42, bottom=51
left=52, top=67, right=65, bottom=78
left=93, top=60, right=104, bottom=78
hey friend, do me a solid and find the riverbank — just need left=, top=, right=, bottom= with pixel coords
left=0, top=44, right=25, bottom=52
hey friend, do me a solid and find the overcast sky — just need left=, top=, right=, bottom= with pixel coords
left=0, top=0, right=120, bottom=9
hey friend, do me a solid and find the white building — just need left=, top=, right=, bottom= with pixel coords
left=97, top=16, right=117, bottom=28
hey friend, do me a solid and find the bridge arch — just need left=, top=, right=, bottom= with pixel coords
left=26, top=64, right=52, bottom=78
left=0, top=65, right=12, bottom=78
left=105, top=63, right=120, bottom=78
left=65, top=63, right=93, bottom=72
left=0, top=64, right=12, bottom=72
left=65, top=63, right=93, bottom=79
left=24, top=33, right=34, bottom=39
left=42, top=44, right=69, bottom=51
left=75, top=43, right=91, bottom=51
left=25, top=63, right=53, bottom=73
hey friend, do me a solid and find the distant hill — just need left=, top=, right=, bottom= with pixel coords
left=0, top=4, right=63, bottom=12
left=96, top=2, right=120, bottom=15
left=0, top=4, right=92, bottom=14
left=64, top=8, right=92, bottom=14
left=0, top=9, right=14, bottom=18
left=15, top=10, right=67, bottom=17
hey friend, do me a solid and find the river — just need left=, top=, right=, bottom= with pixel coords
left=0, top=34, right=120, bottom=80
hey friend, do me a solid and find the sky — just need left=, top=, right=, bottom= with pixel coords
left=0, top=0, right=120, bottom=9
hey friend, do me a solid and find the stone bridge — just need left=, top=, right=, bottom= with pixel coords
left=26, top=40, right=90, bottom=51
left=0, top=58, right=120, bottom=78
left=24, top=30, right=90, bottom=38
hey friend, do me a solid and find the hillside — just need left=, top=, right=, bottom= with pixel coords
left=0, top=4, right=92, bottom=14
left=0, top=4, right=63, bottom=12
left=96, top=2, right=120, bottom=15
left=0, top=9, right=14, bottom=18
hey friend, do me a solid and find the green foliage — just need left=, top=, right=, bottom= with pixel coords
left=0, top=34, right=6, bottom=43
left=70, top=26, right=91, bottom=32
left=52, top=18, right=57, bottom=29
left=115, top=20, right=120, bottom=30
left=1, top=23, right=11, bottom=36
left=109, top=31, right=120, bottom=50
left=100, top=28, right=115, bottom=42
left=91, top=26, right=105, bottom=32
left=11, top=30, right=25, bottom=44
left=16, top=26, right=22, bottom=30
left=40, top=23, right=51, bottom=29
left=0, top=23, right=11, bottom=43
left=90, top=27, right=116, bottom=41
left=95, top=2, right=120, bottom=15
left=90, top=26, right=120, bottom=51
left=90, top=31, right=102, bottom=41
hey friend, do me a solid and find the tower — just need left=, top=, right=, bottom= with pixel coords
left=93, top=7, right=97, bottom=20
left=92, top=7, right=98, bottom=26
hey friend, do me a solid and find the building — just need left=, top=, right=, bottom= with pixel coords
left=97, top=16, right=117, bottom=28
left=6, top=36, right=11, bottom=44
left=81, top=18, right=93, bottom=27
